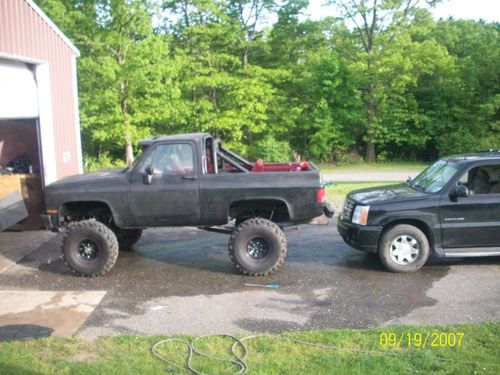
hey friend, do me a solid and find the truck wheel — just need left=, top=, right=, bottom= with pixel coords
left=378, top=224, right=429, bottom=273
left=228, top=218, right=287, bottom=276
left=62, top=219, right=119, bottom=277
left=114, top=228, right=143, bottom=251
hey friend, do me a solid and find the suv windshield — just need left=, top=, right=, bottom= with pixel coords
left=410, top=159, right=459, bottom=193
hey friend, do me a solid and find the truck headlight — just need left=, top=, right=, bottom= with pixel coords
left=352, top=205, right=369, bottom=225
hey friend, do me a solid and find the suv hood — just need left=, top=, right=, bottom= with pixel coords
left=348, top=183, right=427, bottom=205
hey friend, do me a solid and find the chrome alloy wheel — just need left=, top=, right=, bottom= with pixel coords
left=390, top=235, right=419, bottom=265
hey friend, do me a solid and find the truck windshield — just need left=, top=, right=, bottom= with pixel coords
left=123, top=145, right=148, bottom=172
left=409, top=160, right=459, bottom=193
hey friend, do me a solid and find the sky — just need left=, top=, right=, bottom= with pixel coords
left=305, top=0, right=500, bottom=23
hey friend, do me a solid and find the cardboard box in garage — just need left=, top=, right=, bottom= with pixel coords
left=0, top=174, right=44, bottom=230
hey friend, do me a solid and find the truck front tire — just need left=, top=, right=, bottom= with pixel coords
left=378, top=224, right=429, bottom=273
left=62, top=219, right=119, bottom=277
left=228, top=218, right=287, bottom=276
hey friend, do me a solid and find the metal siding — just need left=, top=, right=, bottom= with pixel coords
left=0, top=0, right=80, bottom=180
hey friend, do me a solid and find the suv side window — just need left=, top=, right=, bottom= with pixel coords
left=459, top=164, right=500, bottom=195
left=144, top=143, right=194, bottom=175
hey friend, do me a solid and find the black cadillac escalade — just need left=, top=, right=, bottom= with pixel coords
left=337, top=151, right=500, bottom=273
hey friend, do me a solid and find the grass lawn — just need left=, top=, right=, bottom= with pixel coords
left=318, top=161, right=428, bottom=174
left=0, top=322, right=498, bottom=374
left=326, top=181, right=399, bottom=212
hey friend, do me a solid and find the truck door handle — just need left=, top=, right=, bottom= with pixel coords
left=182, top=175, right=198, bottom=180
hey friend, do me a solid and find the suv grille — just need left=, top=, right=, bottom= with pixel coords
left=342, top=199, right=355, bottom=221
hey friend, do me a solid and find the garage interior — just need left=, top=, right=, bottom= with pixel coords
left=0, top=59, right=45, bottom=230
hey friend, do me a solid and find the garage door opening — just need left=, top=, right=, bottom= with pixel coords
left=0, top=119, right=41, bottom=175
left=0, top=119, right=45, bottom=230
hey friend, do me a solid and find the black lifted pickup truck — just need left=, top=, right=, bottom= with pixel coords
left=338, top=151, right=500, bottom=273
left=42, top=133, right=333, bottom=277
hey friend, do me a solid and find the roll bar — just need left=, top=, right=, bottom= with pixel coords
left=212, top=139, right=251, bottom=173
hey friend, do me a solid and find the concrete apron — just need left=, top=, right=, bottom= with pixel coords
left=0, top=232, right=104, bottom=338
left=0, top=290, right=106, bottom=337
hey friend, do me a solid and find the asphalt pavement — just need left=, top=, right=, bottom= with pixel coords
left=0, top=220, right=498, bottom=339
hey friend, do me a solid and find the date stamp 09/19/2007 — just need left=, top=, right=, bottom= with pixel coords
left=379, top=331, right=465, bottom=348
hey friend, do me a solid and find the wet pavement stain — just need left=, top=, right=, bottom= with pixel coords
left=0, top=219, right=498, bottom=338
left=0, top=290, right=106, bottom=337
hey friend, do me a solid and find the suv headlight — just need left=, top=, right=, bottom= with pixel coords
left=352, top=205, right=370, bottom=225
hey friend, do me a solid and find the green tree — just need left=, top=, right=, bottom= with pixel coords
left=328, top=0, right=442, bottom=161
left=265, top=3, right=362, bottom=160
left=227, top=0, right=277, bottom=69
left=430, top=19, right=500, bottom=155
left=83, top=0, right=170, bottom=164
left=38, top=0, right=184, bottom=164
left=163, top=0, right=278, bottom=153
left=37, top=0, right=499, bottom=165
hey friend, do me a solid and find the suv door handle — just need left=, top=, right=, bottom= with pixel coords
left=182, top=175, right=198, bottom=180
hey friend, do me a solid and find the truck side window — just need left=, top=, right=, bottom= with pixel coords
left=205, top=138, right=214, bottom=174
left=149, top=143, right=194, bottom=175
left=463, top=165, right=500, bottom=195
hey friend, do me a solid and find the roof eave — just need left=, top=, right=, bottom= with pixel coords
left=25, top=0, right=80, bottom=56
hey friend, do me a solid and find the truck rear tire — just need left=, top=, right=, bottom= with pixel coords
left=378, top=224, right=429, bottom=273
left=62, top=219, right=119, bottom=277
left=114, top=228, right=143, bottom=251
left=228, top=218, right=287, bottom=276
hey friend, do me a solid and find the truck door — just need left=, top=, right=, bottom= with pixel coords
left=129, top=142, right=200, bottom=226
left=440, top=163, right=500, bottom=250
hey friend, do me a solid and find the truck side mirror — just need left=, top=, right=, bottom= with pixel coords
left=450, top=184, right=469, bottom=199
left=144, top=165, right=154, bottom=185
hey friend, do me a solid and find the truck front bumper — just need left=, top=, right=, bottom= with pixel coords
left=337, top=218, right=382, bottom=253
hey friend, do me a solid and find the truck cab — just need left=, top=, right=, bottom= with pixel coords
left=337, top=151, right=500, bottom=272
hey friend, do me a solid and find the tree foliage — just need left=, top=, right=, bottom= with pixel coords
left=36, top=0, right=499, bottom=164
